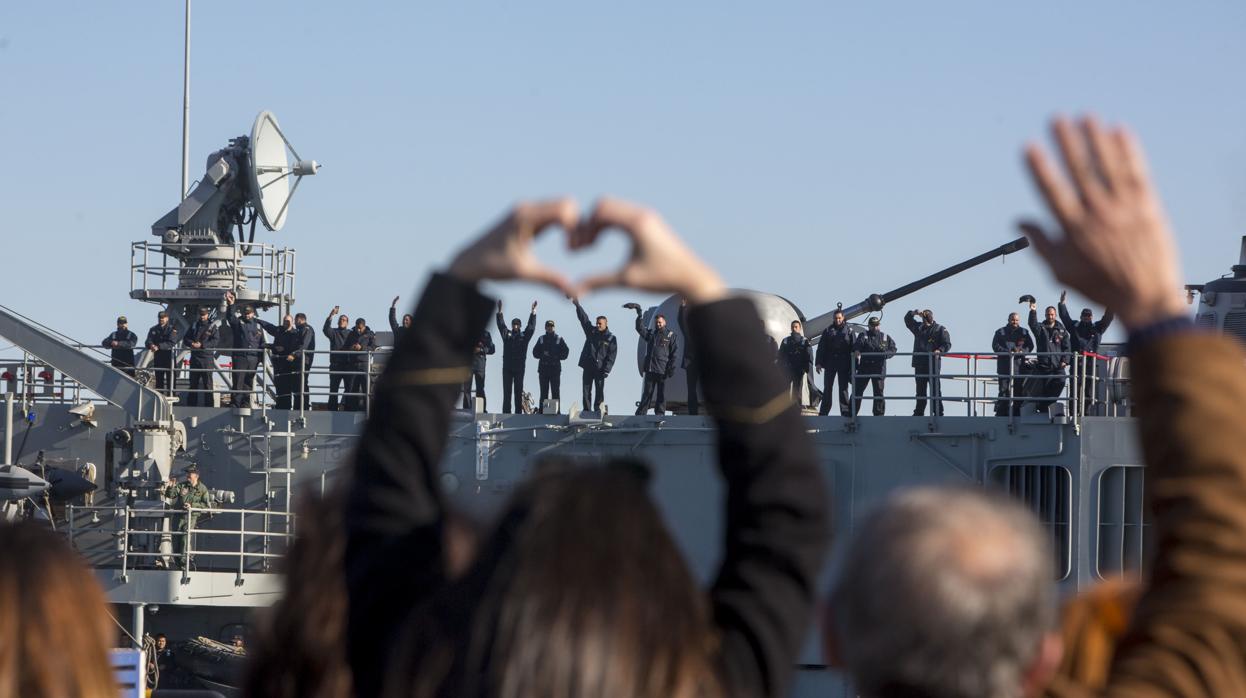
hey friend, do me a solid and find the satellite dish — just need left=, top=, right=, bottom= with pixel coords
left=248, top=111, right=319, bottom=231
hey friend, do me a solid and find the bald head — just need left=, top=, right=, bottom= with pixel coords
left=826, top=487, right=1057, bottom=698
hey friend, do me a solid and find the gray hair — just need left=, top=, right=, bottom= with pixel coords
left=827, top=487, right=1056, bottom=698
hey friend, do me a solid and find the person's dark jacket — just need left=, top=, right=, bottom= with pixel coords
left=345, top=327, right=376, bottom=369
left=904, top=314, right=951, bottom=368
left=226, top=310, right=265, bottom=363
left=531, top=332, right=569, bottom=374
left=991, top=325, right=1034, bottom=374
left=389, top=307, right=410, bottom=345
left=301, top=323, right=316, bottom=366
left=145, top=323, right=179, bottom=352
left=778, top=333, right=812, bottom=378
left=853, top=329, right=897, bottom=371
left=102, top=329, right=138, bottom=367
left=636, top=317, right=679, bottom=377
left=1028, top=310, right=1071, bottom=372
left=496, top=312, right=536, bottom=372
left=575, top=304, right=618, bottom=375
left=259, top=320, right=311, bottom=368
left=341, top=272, right=829, bottom=698
left=323, top=316, right=353, bottom=368
left=815, top=323, right=856, bottom=368
left=1058, top=302, right=1114, bottom=356
left=471, top=333, right=494, bottom=374
left=678, top=303, right=696, bottom=369
left=182, top=319, right=219, bottom=360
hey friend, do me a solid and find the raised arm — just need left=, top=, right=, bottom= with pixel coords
left=572, top=198, right=827, bottom=698
left=388, top=306, right=400, bottom=335
left=575, top=300, right=593, bottom=335
left=904, top=312, right=920, bottom=334
left=1096, top=308, right=1115, bottom=336
left=1058, top=300, right=1075, bottom=330
left=1028, top=308, right=1040, bottom=336
left=523, top=309, right=536, bottom=340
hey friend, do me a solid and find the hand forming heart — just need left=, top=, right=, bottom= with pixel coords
left=446, top=197, right=726, bottom=305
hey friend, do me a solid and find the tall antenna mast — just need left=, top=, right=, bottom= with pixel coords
left=181, top=0, right=191, bottom=198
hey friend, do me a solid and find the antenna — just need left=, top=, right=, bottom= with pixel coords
left=248, top=111, right=320, bottom=231
left=181, top=0, right=191, bottom=198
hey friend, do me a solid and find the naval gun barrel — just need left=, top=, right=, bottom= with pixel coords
left=805, top=237, right=1029, bottom=337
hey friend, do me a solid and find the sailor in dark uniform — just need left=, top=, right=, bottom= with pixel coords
left=852, top=316, right=897, bottom=416
left=574, top=299, right=617, bottom=413
left=145, top=311, right=179, bottom=395
left=815, top=310, right=856, bottom=417
left=778, top=320, right=813, bottom=406
left=678, top=298, right=701, bottom=415
left=223, top=291, right=265, bottom=408
left=1028, top=301, right=1072, bottom=410
left=904, top=309, right=952, bottom=416
left=182, top=306, right=219, bottom=407
left=632, top=307, right=679, bottom=416
left=991, top=312, right=1034, bottom=416
left=531, top=320, right=569, bottom=413
left=464, top=332, right=494, bottom=410
left=322, top=307, right=352, bottom=411
left=1058, top=291, right=1115, bottom=415
left=496, top=300, right=537, bottom=414
left=389, top=296, right=413, bottom=345
left=344, top=319, right=376, bottom=411
left=102, top=316, right=138, bottom=376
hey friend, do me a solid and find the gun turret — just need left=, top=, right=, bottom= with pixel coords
left=804, top=238, right=1029, bottom=338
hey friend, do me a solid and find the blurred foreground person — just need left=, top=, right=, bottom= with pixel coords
left=0, top=522, right=116, bottom=698
left=339, top=199, right=829, bottom=698
left=826, top=116, right=1246, bottom=697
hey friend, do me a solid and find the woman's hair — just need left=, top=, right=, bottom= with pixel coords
left=0, top=522, right=117, bottom=698
left=399, top=460, right=722, bottom=698
left=243, top=491, right=353, bottom=698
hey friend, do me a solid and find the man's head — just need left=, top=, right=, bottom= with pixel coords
left=155, top=633, right=167, bottom=650
left=186, top=467, right=200, bottom=486
left=1045, top=306, right=1058, bottom=324
left=921, top=309, right=934, bottom=325
left=1008, top=312, right=1020, bottom=327
left=337, top=314, right=349, bottom=329
left=596, top=316, right=608, bottom=332
left=545, top=320, right=556, bottom=335
left=295, top=312, right=307, bottom=327
left=242, top=306, right=256, bottom=320
left=1080, top=308, right=1094, bottom=325
left=282, top=313, right=294, bottom=329
left=867, top=317, right=880, bottom=331
left=355, top=318, right=367, bottom=331
left=116, top=316, right=127, bottom=330
left=198, top=307, right=210, bottom=321
left=511, top=318, right=522, bottom=332
left=825, top=487, right=1061, bottom=698
left=791, top=320, right=802, bottom=335
left=157, top=311, right=169, bottom=326
left=655, top=314, right=667, bottom=331
left=833, top=310, right=845, bottom=327
left=403, top=314, right=413, bottom=328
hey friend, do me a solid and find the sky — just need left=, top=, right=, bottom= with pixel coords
left=2, top=1, right=1245, bottom=411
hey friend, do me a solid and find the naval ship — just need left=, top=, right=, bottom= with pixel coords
left=0, top=109, right=1238, bottom=697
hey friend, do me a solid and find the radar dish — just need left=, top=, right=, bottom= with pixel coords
left=248, top=111, right=319, bottom=231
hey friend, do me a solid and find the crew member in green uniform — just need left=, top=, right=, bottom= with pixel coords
left=163, top=464, right=212, bottom=566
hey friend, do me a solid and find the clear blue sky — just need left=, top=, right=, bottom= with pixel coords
left=2, top=2, right=1244, bottom=410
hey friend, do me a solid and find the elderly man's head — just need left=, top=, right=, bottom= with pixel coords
left=825, top=487, right=1062, bottom=698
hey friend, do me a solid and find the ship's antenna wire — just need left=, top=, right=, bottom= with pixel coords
left=181, top=0, right=191, bottom=199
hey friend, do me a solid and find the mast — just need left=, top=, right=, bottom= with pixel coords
left=181, top=0, right=191, bottom=198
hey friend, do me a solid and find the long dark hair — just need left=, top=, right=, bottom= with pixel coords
left=395, top=461, right=722, bottom=698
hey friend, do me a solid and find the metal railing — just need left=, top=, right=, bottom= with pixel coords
left=130, top=241, right=295, bottom=304
left=828, top=349, right=1126, bottom=427
left=64, top=504, right=294, bottom=581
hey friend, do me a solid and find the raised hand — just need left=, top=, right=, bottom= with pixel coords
left=447, top=199, right=578, bottom=296
left=1059, top=290, right=1067, bottom=304
left=331, top=305, right=340, bottom=316
left=570, top=198, right=725, bottom=304
left=1020, top=116, right=1185, bottom=330
left=531, top=301, right=538, bottom=312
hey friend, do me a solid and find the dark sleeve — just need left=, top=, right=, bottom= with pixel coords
left=484, top=334, right=495, bottom=355
left=558, top=337, right=569, bottom=360
left=1097, top=309, right=1115, bottom=336
left=342, top=273, right=494, bottom=698
left=226, top=309, right=241, bottom=333
left=532, top=337, right=543, bottom=360
left=182, top=330, right=196, bottom=349
left=323, top=316, right=333, bottom=339
left=1101, top=334, right=1246, bottom=696
left=496, top=312, right=507, bottom=336
left=939, top=327, right=951, bottom=353
left=127, top=331, right=138, bottom=348
left=293, top=327, right=313, bottom=356
left=991, top=329, right=1007, bottom=353
left=102, top=334, right=113, bottom=349
left=814, top=331, right=826, bottom=366
left=203, top=325, right=219, bottom=350
left=524, top=312, right=536, bottom=340
left=688, top=298, right=830, bottom=698
left=258, top=319, right=279, bottom=337
left=886, top=335, right=897, bottom=358
left=635, top=314, right=647, bottom=339
left=904, top=313, right=919, bottom=334
left=1028, top=309, right=1040, bottom=336
left=1023, top=331, right=1034, bottom=352
left=389, top=307, right=400, bottom=334
left=576, top=303, right=592, bottom=335
left=667, top=332, right=679, bottom=374
left=1058, top=302, right=1074, bottom=329
left=603, top=335, right=618, bottom=375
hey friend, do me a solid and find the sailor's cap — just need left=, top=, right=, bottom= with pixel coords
left=116, top=316, right=127, bottom=324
